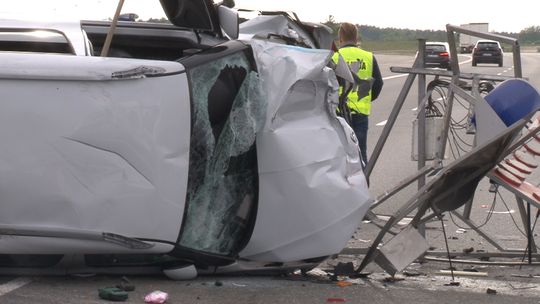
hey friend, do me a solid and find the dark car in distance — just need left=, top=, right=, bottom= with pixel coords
left=472, top=40, right=503, bottom=67
left=424, top=42, right=451, bottom=70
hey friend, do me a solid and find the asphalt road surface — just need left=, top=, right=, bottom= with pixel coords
left=2, top=52, right=540, bottom=303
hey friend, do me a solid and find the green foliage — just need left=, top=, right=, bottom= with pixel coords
left=143, top=17, right=171, bottom=24
left=329, top=22, right=539, bottom=52
left=139, top=14, right=539, bottom=47
left=358, top=25, right=447, bottom=42
left=323, top=15, right=340, bottom=39
left=519, top=26, right=540, bottom=43
left=361, top=40, right=418, bottom=54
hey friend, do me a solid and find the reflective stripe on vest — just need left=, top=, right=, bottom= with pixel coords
left=332, top=47, right=374, bottom=115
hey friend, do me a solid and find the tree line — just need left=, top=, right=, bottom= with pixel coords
left=322, top=15, right=539, bottom=44
left=140, top=14, right=540, bottom=44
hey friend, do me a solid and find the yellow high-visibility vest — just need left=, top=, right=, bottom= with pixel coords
left=332, top=46, right=374, bottom=115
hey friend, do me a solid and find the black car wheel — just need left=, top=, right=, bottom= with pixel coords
left=472, top=60, right=477, bottom=67
left=498, top=59, right=503, bottom=67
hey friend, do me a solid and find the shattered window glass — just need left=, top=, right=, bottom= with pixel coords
left=179, top=50, right=264, bottom=256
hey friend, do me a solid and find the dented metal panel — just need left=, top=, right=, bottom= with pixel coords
left=239, top=40, right=371, bottom=262
left=0, top=56, right=191, bottom=253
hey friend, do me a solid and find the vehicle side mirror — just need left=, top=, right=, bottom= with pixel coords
left=217, top=5, right=239, bottom=39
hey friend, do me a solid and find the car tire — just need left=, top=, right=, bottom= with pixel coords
left=472, top=60, right=477, bottom=67
left=499, top=60, right=503, bottom=67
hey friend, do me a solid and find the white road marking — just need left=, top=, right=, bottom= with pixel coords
left=487, top=210, right=515, bottom=214
left=412, top=107, right=418, bottom=111
left=459, top=56, right=473, bottom=64
left=376, top=120, right=387, bottom=126
left=383, top=74, right=407, bottom=80
left=0, top=277, right=32, bottom=297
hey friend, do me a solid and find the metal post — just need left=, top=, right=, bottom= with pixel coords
left=436, top=85, right=455, bottom=162
left=436, top=26, right=465, bottom=163
left=516, top=196, right=537, bottom=253
left=365, top=55, right=422, bottom=179
left=513, top=42, right=523, bottom=78
left=417, top=39, right=426, bottom=236
left=527, top=202, right=532, bottom=264
left=446, top=27, right=460, bottom=76
left=462, top=77, right=480, bottom=220
left=417, top=38, right=427, bottom=183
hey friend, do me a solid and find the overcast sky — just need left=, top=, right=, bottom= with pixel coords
left=0, top=0, right=537, bottom=33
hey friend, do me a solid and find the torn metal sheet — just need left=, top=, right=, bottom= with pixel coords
left=239, top=40, right=371, bottom=262
left=239, top=15, right=317, bottom=48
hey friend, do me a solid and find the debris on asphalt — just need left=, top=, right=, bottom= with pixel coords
left=287, top=268, right=334, bottom=284
left=98, top=287, right=129, bottom=302
left=403, top=270, right=422, bottom=277
left=462, top=247, right=474, bottom=254
left=444, top=281, right=460, bottom=286
left=333, top=262, right=356, bottom=277
left=116, top=276, right=135, bottom=292
left=336, top=281, right=353, bottom=287
left=382, top=275, right=405, bottom=283
left=486, top=288, right=497, bottom=294
left=508, top=283, right=537, bottom=290
left=511, top=273, right=540, bottom=278
left=144, top=290, right=169, bottom=304
left=352, top=272, right=372, bottom=278
left=455, top=228, right=467, bottom=234
left=462, top=267, right=479, bottom=273
left=305, top=268, right=329, bottom=277
left=438, top=270, right=488, bottom=277
left=480, top=256, right=490, bottom=261
left=214, top=281, right=223, bottom=287
left=326, top=297, right=346, bottom=302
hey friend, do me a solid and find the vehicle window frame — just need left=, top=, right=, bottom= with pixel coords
left=0, top=28, right=76, bottom=55
left=173, top=41, right=262, bottom=261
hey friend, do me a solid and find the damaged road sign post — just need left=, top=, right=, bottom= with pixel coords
left=374, top=226, right=429, bottom=276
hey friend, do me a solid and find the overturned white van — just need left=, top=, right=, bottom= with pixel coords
left=0, top=0, right=371, bottom=278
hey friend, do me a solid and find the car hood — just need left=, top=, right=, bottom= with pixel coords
left=160, top=0, right=221, bottom=35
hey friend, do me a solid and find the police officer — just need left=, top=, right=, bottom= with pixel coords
left=332, top=22, right=383, bottom=169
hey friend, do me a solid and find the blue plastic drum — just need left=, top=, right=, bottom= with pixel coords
left=484, top=79, right=540, bottom=126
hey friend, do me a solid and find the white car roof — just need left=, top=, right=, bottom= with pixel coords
left=476, top=40, right=501, bottom=45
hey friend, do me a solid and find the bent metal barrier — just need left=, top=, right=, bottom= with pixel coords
left=357, top=25, right=540, bottom=273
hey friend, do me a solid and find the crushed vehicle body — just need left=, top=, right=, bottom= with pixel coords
left=0, top=0, right=371, bottom=278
